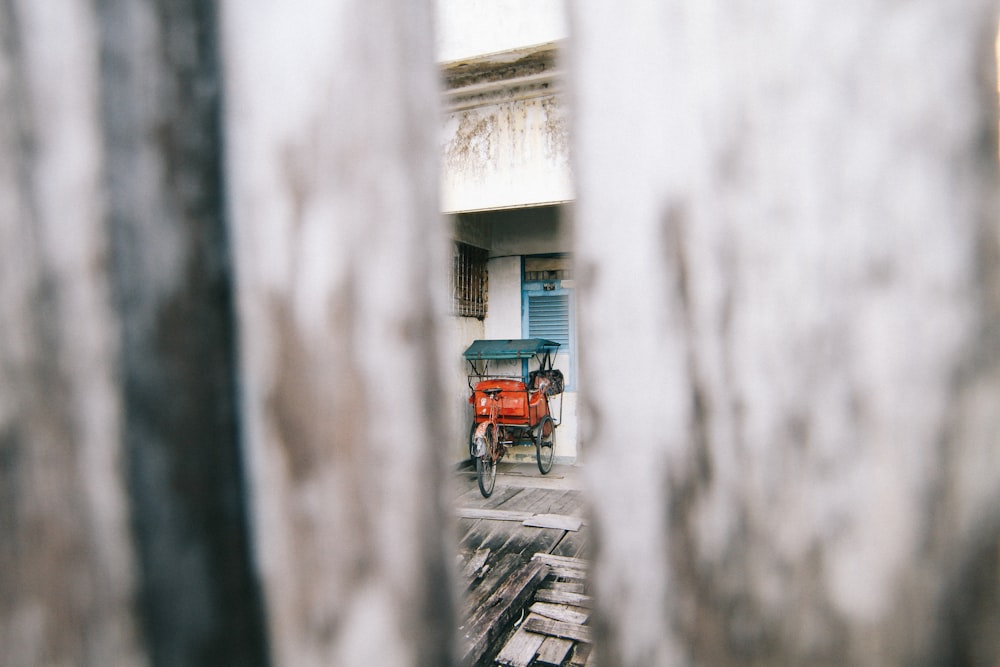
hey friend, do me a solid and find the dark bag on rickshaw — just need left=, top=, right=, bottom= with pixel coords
left=529, top=369, right=564, bottom=396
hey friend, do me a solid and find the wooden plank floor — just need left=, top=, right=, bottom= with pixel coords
left=454, top=462, right=592, bottom=667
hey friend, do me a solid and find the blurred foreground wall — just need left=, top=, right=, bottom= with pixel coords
left=0, top=1, right=450, bottom=665
left=571, top=2, right=1000, bottom=665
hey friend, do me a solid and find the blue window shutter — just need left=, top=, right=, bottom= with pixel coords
left=527, top=294, right=569, bottom=347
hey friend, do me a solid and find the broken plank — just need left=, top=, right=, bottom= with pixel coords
left=456, top=508, right=534, bottom=522
left=495, top=618, right=546, bottom=667
left=535, top=636, right=574, bottom=666
left=522, top=513, right=584, bottom=531
left=534, top=588, right=592, bottom=608
left=529, top=601, right=590, bottom=625
left=523, top=616, right=593, bottom=644
left=459, top=559, right=549, bottom=666
left=461, top=548, right=490, bottom=580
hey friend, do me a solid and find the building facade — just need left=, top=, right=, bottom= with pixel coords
left=435, top=0, right=578, bottom=463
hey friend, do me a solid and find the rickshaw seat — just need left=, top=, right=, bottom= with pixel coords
left=471, top=378, right=546, bottom=423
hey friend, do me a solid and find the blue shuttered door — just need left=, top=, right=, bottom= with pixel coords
left=523, top=287, right=574, bottom=390
left=526, top=294, right=570, bottom=347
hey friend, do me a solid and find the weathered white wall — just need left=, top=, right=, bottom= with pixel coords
left=544, top=390, right=577, bottom=464
left=447, top=314, right=485, bottom=460
left=484, top=256, right=522, bottom=340
left=434, top=0, right=567, bottom=62
left=442, top=94, right=572, bottom=213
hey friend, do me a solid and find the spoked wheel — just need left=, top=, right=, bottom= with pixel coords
left=536, top=415, right=555, bottom=474
left=476, top=423, right=498, bottom=497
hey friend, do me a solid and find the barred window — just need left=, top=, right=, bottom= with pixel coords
left=453, top=242, right=488, bottom=319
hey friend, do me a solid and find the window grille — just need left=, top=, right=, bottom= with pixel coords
left=453, top=242, right=488, bottom=319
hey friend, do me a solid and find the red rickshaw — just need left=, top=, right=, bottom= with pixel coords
left=464, top=339, right=564, bottom=497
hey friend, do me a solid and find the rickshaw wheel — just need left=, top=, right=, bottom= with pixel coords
left=477, top=424, right=497, bottom=497
left=536, top=415, right=555, bottom=474
left=476, top=456, right=496, bottom=497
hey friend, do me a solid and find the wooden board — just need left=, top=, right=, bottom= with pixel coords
left=457, top=508, right=535, bottom=522
left=461, top=517, right=550, bottom=563
left=523, top=616, right=593, bottom=644
left=453, top=480, right=524, bottom=507
left=477, top=524, right=568, bottom=568
left=454, top=486, right=593, bottom=665
left=460, top=491, right=571, bottom=562
left=534, top=588, right=592, bottom=608
left=567, top=643, right=592, bottom=667
left=542, top=564, right=587, bottom=581
left=534, top=489, right=582, bottom=513
left=459, top=508, right=583, bottom=531
left=535, top=636, right=574, bottom=666
left=496, top=487, right=571, bottom=515
left=522, top=513, right=583, bottom=531
left=529, top=601, right=590, bottom=625
left=549, top=527, right=590, bottom=560
left=532, top=553, right=588, bottom=568
left=459, top=559, right=549, bottom=666
left=541, top=581, right=586, bottom=594
left=495, top=619, right=546, bottom=667
left=532, top=553, right=587, bottom=580
left=460, top=548, right=490, bottom=580
left=460, top=552, right=523, bottom=622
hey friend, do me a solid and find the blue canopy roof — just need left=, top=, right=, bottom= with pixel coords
left=462, top=338, right=560, bottom=360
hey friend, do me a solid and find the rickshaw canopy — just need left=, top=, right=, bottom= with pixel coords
left=462, top=338, right=560, bottom=361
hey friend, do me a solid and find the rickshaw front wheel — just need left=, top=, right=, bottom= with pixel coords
left=476, top=424, right=497, bottom=497
left=477, top=455, right=497, bottom=497
left=536, top=415, right=555, bottom=474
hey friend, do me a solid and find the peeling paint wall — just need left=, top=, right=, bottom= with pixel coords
left=441, top=92, right=572, bottom=213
